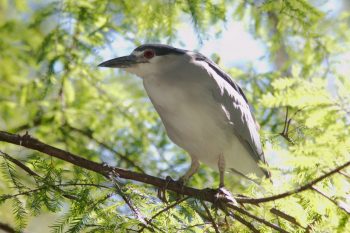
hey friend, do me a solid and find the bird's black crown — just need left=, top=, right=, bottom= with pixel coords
left=134, top=44, right=186, bottom=56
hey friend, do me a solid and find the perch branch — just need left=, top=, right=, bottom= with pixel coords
left=1, top=131, right=349, bottom=231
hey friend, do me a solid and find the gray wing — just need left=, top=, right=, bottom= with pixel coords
left=195, top=55, right=269, bottom=177
left=218, top=83, right=266, bottom=164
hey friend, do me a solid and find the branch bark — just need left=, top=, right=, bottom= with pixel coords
left=0, top=131, right=233, bottom=204
left=0, top=130, right=349, bottom=232
left=227, top=211, right=260, bottom=233
left=0, top=222, right=16, bottom=233
left=1, top=130, right=349, bottom=206
left=0, top=150, right=39, bottom=177
left=66, top=125, right=145, bottom=173
left=201, top=200, right=220, bottom=233
left=311, top=186, right=350, bottom=215
left=237, top=160, right=350, bottom=204
left=270, top=208, right=305, bottom=229
left=227, top=203, right=289, bottom=233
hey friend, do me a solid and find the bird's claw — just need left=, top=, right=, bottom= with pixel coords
left=157, top=176, right=174, bottom=203
left=214, top=186, right=238, bottom=206
left=157, top=176, right=188, bottom=203
left=175, top=177, right=187, bottom=199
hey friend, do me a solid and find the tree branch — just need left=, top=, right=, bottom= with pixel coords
left=66, top=125, right=145, bottom=173
left=110, top=174, right=147, bottom=225
left=0, top=150, right=78, bottom=200
left=338, top=170, right=350, bottom=180
left=238, top=160, right=350, bottom=204
left=227, top=211, right=260, bottom=233
left=200, top=200, right=220, bottom=233
left=270, top=208, right=305, bottom=229
left=0, top=222, right=16, bottom=233
left=0, top=131, right=233, bottom=204
left=311, top=186, right=350, bottom=215
left=1, top=183, right=110, bottom=201
left=1, top=130, right=349, bottom=232
left=279, top=106, right=305, bottom=144
left=0, top=150, right=39, bottom=177
left=138, top=196, right=189, bottom=232
left=1, top=131, right=349, bottom=206
left=228, top=204, right=289, bottom=233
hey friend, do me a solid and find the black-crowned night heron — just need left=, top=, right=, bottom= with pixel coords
left=99, top=44, right=269, bottom=189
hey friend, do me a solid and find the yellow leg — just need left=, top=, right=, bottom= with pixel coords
left=218, top=154, right=225, bottom=188
left=180, top=157, right=200, bottom=182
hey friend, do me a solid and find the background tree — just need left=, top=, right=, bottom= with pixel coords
left=0, top=0, right=349, bottom=232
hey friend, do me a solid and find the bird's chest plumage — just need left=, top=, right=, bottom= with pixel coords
left=143, top=69, right=230, bottom=159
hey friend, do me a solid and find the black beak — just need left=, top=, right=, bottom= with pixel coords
left=98, top=55, right=138, bottom=68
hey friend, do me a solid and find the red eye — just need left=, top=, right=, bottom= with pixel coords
left=144, top=50, right=155, bottom=59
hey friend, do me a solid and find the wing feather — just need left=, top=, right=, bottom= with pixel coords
left=195, top=55, right=269, bottom=177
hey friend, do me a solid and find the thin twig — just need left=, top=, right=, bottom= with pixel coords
left=279, top=106, right=306, bottom=144
left=311, top=186, right=350, bottom=215
left=200, top=200, right=220, bottom=233
left=58, top=182, right=111, bottom=189
left=282, top=106, right=289, bottom=135
left=0, top=150, right=111, bottom=200
left=1, top=186, right=67, bottom=200
left=0, top=150, right=39, bottom=177
left=0, top=222, right=16, bottom=233
left=228, top=204, right=289, bottom=233
left=176, top=223, right=210, bottom=231
left=1, top=182, right=111, bottom=201
left=0, top=149, right=78, bottom=199
left=270, top=208, right=305, bottom=229
left=138, top=196, right=190, bottom=232
left=110, top=172, right=147, bottom=224
left=227, top=211, right=260, bottom=233
left=66, top=125, right=145, bottom=173
left=279, top=106, right=293, bottom=143
left=237, top=160, right=350, bottom=204
left=338, top=170, right=350, bottom=179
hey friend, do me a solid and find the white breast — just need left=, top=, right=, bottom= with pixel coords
left=142, top=64, right=231, bottom=167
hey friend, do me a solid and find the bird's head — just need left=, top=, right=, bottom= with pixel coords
left=99, top=44, right=188, bottom=77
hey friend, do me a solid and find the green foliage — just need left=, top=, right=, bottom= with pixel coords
left=0, top=0, right=350, bottom=232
